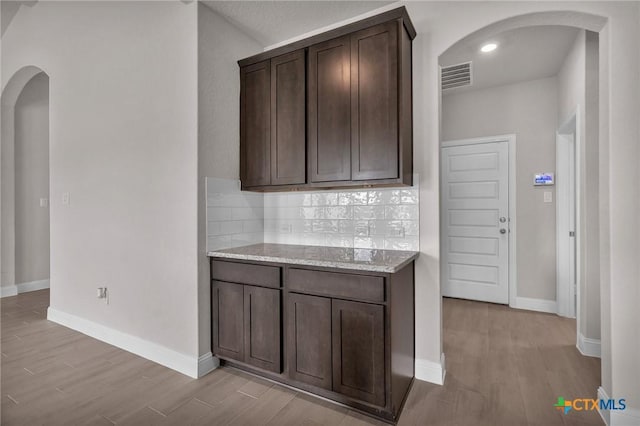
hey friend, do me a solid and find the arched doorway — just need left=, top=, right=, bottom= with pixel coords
left=434, top=9, right=608, bottom=425
left=1, top=66, right=50, bottom=299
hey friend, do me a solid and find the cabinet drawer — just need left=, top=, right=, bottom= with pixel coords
left=211, top=260, right=281, bottom=288
left=288, top=268, right=384, bottom=303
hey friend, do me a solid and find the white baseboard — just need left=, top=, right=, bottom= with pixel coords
left=0, top=285, right=18, bottom=298
left=612, top=408, right=640, bottom=426
left=1, top=279, right=50, bottom=298
left=198, top=352, right=219, bottom=378
left=599, top=387, right=611, bottom=425
left=577, top=332, right=601, bottom=358
left=512, top=296, right=557, bottom=314
left=47, top=307, right=202, bottom=378
left=598, top=386, right=640, bottom=425
left=415, top=353, right=446, bottom=385
left=17, top=279, right=50, bottom=293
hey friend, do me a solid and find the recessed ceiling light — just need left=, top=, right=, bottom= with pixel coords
left=480, top=43, right=498, bottom=53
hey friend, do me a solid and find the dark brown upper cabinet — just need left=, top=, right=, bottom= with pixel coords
left=271, top=50, right=306, bottom=186
left=308, top=36, right=351, bottom=183
left=240, top=60, right=271, bottom=188
left=240, top=52, right=306, bottom=189
left=350, top=22, right=399, bottom=181
left=238, top=7, right=415, bottom=191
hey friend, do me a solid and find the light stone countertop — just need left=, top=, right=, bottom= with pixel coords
left=207, top=243, right=419, bottom=273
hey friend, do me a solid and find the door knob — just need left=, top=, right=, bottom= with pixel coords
left=500, top=228, right=507, bottom=234
left=499, top=217, right=507, bottom=223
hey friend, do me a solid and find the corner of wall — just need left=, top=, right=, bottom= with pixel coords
left=415, top=352, right=446, bottom=385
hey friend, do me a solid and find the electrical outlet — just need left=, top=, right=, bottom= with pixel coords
left=39, top=198, right=49, bottom=207
left=96, top=287, right=109, bottom=304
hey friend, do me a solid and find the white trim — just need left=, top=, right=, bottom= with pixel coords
left=1, top=279, right=51, bottom=298
left=598, top=386, right=640, bottom=426
left=415, top=353, right=446, bottom=385
left=440, top=134, right=517, bottom=307
left=16, top=279, right=50, bottom=293
left=612, top=408, right=640, bottom=426
left=0, top=285, right=18, bottom=298
left=197, top=352, right=219, bottom=378
left=577, top=332, right=601, bottom=358
left=512, top=297, right=557, bottom=314
left=47, top=307, right=201, bottom=378
left=556, top=107, right=579, bottom=319
left=598, top=386, right=611, bottom=425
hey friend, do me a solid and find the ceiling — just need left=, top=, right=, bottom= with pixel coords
left=202, top=1, right=393, bottom=47
left=440, top=25, right=581, bottom=95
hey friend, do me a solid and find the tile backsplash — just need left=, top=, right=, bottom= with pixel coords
left=263, top=181, right=419, bottom=251
left=207, top=177, right=419, bottom=252
left=206, top=177, right=264, bottom=251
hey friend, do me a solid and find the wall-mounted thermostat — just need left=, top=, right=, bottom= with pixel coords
left=534, top=172, right=554, bottom=186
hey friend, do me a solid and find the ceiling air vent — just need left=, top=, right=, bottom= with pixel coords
left=441, top=62, right=472, bottom=91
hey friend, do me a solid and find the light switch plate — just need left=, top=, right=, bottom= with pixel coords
left=544, top=191, right=553, bottom=203
left=62, top=192, right=70, bottom=205
left=39, top=198, right=48, bottom=207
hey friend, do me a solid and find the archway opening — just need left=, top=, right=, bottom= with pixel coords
left=436, top=11, right=605, bottom=426
left=1, top=66, right=50, bottom=304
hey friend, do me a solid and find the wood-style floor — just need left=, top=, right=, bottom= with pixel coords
left=1, top=290, right=602, bottom=425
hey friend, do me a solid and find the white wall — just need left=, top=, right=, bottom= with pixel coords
left=558, top=30, right=586, bottom=124
left=197, top=3, right=262, bottom=357
left=14, top=72, right=49, bottom=285
left=2, top=2, right=201, bottom=370
left=557, top=27, right=602, bottom=353
left=442, top=77, right=559, bottom=302
left=583, top=31, right=601, bottom=344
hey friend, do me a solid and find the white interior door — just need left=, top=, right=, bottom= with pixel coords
left=441, top=141, right=510, bottom=304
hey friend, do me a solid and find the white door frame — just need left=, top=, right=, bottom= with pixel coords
left=556, top=108, right=581, bottom=319
left=441, top=134, right=517, bottom=307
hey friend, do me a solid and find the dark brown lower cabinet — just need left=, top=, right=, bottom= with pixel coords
left=332, top=299, right=385, bottom=406
left=212, top=280, right=244, bottom=361
left=210, top=258, right=415, bottom=423
left=287, top=293, right=332, bottom=390
left=244, top=285, right=281, bottom=373
left=211, top=280, right=282, bottom=373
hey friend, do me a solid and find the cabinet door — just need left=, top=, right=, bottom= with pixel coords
left=212, top=281, right=244, bottom=362
left=287, top=293, right=332, bottom=390
left=308, top=36, right=351, bottom=183
left=351, top=21, right=399, bottom=181
left=241, top=60, right=271, bottom=187
left=332, top=299, right=385, bottom=406
left=244, top=286, right=282, bottom=373
left=271, top=51, right=306, bottom=185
